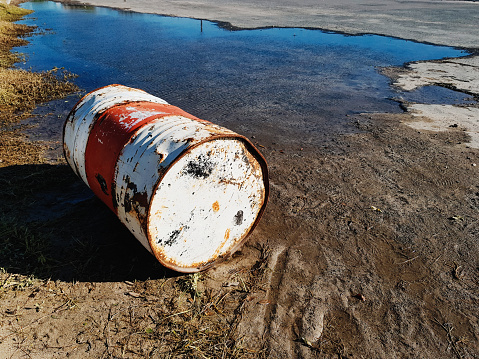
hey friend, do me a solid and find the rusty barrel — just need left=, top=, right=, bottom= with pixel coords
left=63, top=84, right=268, bottom=273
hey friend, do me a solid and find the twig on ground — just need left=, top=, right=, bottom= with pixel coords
left=396, top=255, right=419, bottom=265
left=433, top=317, right=463, bottom=359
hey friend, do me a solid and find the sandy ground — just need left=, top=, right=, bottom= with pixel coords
left=1, top=0, right=478, bottom=358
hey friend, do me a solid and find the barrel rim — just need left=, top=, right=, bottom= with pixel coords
left=146, top=134, right=269, bottom=273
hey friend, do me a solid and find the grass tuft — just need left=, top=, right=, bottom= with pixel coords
left=177, top=272, right=203, bottom=301
left=0, top=3, right=34, bottom=67
left=0, top=220, right=52, bottom=276
left=0, top=3, right=33, bottom=22
left=0, top=67, right=78, bottom=125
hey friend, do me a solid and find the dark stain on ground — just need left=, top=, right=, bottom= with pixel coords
left=183, top=154, right=215, bottom=179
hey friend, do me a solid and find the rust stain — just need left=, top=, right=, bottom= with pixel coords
left=224, top=228, right=230, bottom=240
left=131, top=191, right=149, bottom=210
left=123, top=177, right=149, bottom=230
left=154, top=245, right=221, bottom=272
left=212, top=201, right=220, bottom=212
left=219, top=178, right=243, bottom=186
left=155, top=151, right=165, bottom=163
left=210, top=236, right=229, bottom=263
left=64, top=147, right=71, bottom=161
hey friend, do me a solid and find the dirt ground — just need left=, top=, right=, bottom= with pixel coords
left=0, top=1, right=478, bottom=359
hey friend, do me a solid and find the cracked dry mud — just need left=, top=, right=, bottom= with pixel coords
left=384, top=55, right=479, bottom=150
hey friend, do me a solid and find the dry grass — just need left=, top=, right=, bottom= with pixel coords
left=0, top=67, right=78, bottom=123
left=0, top=2, right=78, bottom=278
left=0, top=1, right=78, bottom=143
left=0, top=221, right=50, bottom=278
left=0, top=3, right=32, bottom=67
left=0, top=127, right=47, bottom=166
left=100, top=285, right=257, bottom=358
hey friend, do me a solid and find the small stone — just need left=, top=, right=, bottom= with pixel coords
left=126, top=291, right=141, bottom=298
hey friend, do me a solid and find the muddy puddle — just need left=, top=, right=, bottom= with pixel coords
left=16, top=1, right=469, bottom=153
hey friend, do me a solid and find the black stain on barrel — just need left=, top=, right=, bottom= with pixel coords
left=241, top=149, right=250, bottom=165
left=162, top=225, right=189, bottom=246
left=122, top=177, right=149, bottom=227
left=111, top=186, right=118, bottom=209
left=234, top=210, right=243, bottom=225
left=95, top=173, right=109, bottom=195
left=164, top=229, right=180, bottom=246
left=123, top=177, right=137, bottom=213
left=183, top=154, right=214, bottom=179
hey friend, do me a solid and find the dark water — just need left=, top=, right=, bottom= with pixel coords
left=17, top=1, right=469, bottom=147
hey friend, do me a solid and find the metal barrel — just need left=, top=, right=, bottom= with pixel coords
left=63, top=84, right=269, bottom=273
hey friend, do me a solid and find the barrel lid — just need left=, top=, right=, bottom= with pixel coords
left=147, top=136, right=269, bottom=272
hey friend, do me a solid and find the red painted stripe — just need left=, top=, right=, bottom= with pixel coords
left=84, top=101, right=205, bottom=212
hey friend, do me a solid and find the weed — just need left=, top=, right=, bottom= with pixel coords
left=0, top=3, right=33, bottom=22
left=0, top=3, right=34, bottom=68
left=178, top=272, right=203, bottom=301
left=0, top=67, right=78, bottom=125
left=0, top=269, right=36, bottom=293
left=0, top=220, right=52, bottom=276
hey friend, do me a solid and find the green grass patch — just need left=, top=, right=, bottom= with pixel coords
left=0, top=3, right=33, bottom=22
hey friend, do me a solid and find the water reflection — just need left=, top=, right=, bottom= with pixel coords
left=17, top=1, right=469, bottom=146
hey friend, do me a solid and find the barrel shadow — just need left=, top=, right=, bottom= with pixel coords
left=0, top=163, right=177, bottom=282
